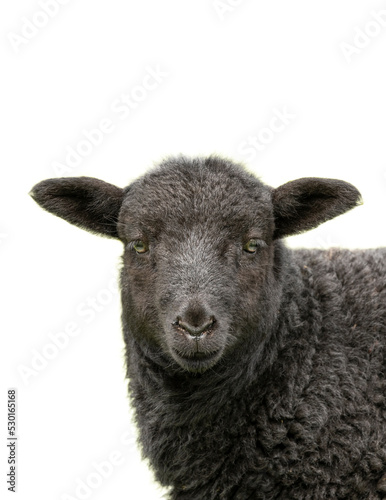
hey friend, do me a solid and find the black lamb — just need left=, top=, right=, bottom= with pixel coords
left=30, top=156, right=386, bottom=499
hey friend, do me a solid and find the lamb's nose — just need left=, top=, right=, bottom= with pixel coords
left=176, top=317, right=216, bottom=339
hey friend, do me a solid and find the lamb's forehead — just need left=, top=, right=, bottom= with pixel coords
left=119, top=157, right=273, bottom=233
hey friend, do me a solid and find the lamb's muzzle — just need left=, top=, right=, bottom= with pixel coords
left=175, top=316, right=215, bottom=338
left=171, top=308, right=222, bottom=371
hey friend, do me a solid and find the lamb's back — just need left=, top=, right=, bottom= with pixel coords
left=293, top=247, right=386, bottom=347
left=285, top=247, right=386, bottom=497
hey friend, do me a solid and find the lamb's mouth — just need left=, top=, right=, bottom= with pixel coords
left=171, top=348, right=223, bottom=372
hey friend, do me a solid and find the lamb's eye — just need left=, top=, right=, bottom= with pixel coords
left=243, top=239, right=260, bottom=253
left=133, top=241, right=148, bottom=254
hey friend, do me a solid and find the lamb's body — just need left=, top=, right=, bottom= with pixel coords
left=30, top=156, right=386, bottom=499
left=126, top=246, right=386, bottom=499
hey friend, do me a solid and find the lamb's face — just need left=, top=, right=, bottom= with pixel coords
left=118, top=159, right=275, bottom=372
left=30, top=155, right=362, bottom=373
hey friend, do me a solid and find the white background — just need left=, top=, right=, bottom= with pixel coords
left=1, top=1, right=386, bottom=499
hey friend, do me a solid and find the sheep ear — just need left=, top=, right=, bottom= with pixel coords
left=30, top=177, right=125, bottom=239
left=272, top=177, right=362, bottom=239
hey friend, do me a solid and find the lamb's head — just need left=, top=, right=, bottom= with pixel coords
left=30, top=156, right=362, bottom=373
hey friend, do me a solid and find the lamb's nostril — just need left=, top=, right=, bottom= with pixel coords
left=175, top=316, right=216, bottom=338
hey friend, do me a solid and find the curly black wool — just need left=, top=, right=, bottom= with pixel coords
left=31, top=156, right=386, bottom=499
